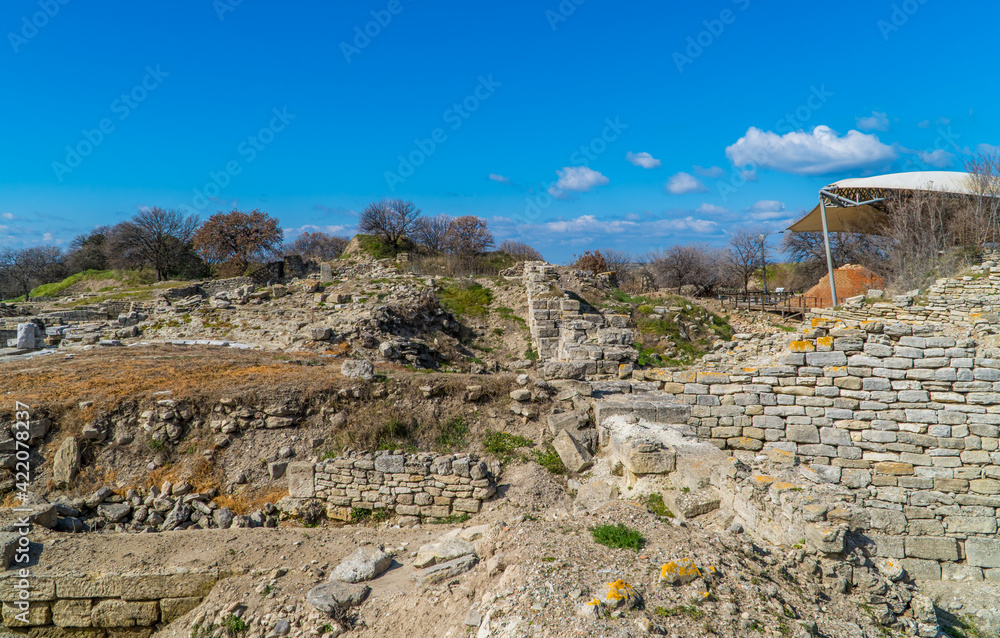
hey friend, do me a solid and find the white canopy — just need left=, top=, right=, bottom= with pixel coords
left=787, top=170, right=990, bottom=306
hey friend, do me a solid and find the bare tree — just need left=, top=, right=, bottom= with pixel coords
left=961, top=151, right=1000, bottom=248
left=882, top=191, right=957, bottom=290
left=782, top=229, right=890, bottom=291
left=649, top=244, right=710, bottom=293
left=411, top=214, right=452, bottom=252
left=497, top=239, right=543, bottom=261
left=68, top=226, right=111, bottom=272
left=107, top=207, right=200, bottom=281
left=283, top=231, right=349, bottom=261
left=0, top=246, right=65, bottom=300
left=600, top=249, right=632, bottom=273
left=445, top=216, right=494, bottom=254
left=727, top=226, right=770, bottom=293
left=357, top=199, right=421, bottom=250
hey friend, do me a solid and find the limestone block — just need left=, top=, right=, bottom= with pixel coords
left=286, top=462, right=315, bottom=498
left=904, top=537, right=959, bottom=562
left=2, top=601, right=50, bottom=626
left=159, top=597, right=202, bottom=623
left=91, top=600, right=159, bottom=627
left=52, top=599, right=93, bottom=627
left=553, top=429, right=593, bottom=473
left=965, top=538, right=1000, bottom=568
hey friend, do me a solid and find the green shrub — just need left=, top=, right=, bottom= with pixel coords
left=591, top=523, right=645, bottom=551
left=221, top=614, right=248, bottom=635
left=533, top=446, right=566, bottom=474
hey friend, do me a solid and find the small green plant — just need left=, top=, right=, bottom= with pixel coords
left=435, top=417, right=469, bottom=452
left=654, top=605, right=705, bottom=621
left=681, top=486, right=690, bottom=493
left=221, top=614, right=247, bottom=635
left=590, top=523, right=645, bottom=551
left=146, top=439, right=165, bottom=452
left=541, top=556, right=557, bottom=562
left=646, top=493, right=674, bottom=518
left=439, top=283, right=493, bottom=317
left=533, top=446, right=566, bottom=475
left=524, top=348, right=539, bottom=360
left=483, top=430, right=534, bottom=463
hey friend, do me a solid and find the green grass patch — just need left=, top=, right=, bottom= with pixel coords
left=533, top=445, right=566, bottom=475
left=590, top=523, right=645, bottom=551
left=28, top=268, right=156, bottom=298
left=483, top=430, right=534, bottom=463
left=439, top=282, right=493, bottom=317
left=646, top=493, right=674, bottom=518
left=350, top=507, right=392, bottom=524
left=434, top=417, right=469, bottom=452
left=429, top=513, right=472, bottom=525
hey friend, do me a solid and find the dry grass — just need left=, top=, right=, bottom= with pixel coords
left=0, top=345, right=351, bottom=418
left=214, top=486, right=288, bottom=515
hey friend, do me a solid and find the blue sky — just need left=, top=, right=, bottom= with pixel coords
left=1, top=0, right=998, bottom=263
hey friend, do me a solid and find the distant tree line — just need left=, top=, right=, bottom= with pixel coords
left=0, top=198, right=547, bottom=300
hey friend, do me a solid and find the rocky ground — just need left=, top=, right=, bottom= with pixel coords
left=2, top=258, right=998, bottom=637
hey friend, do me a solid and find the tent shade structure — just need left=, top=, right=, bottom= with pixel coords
left=787, top=171, right=993, bottom=307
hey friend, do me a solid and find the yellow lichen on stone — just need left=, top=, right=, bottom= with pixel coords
left=816, top=336, right=833, bottom=348
left=789, top=340, right=815, bottom=353
left=659, top=558, right=701, bottom=585
left=741, top=367, right=758, bottom=373
left=752, top=475, right=776, bottom=485
left=602, top=580, right=640, bottom=609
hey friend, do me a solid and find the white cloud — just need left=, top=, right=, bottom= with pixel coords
left=489, top=211, right=721, bottom=250
left=488, top=173, right=512, bottom=184
left=856, top=111, right=889, bottom=131
left=937, top=117, right=951, bottom=126
left=548, top=166, right=609, bottom=198
left=664, top=172, right=708, bottom=194
left=745, top=200, right=788, bottom=221
left=693, top=165, right=725, bottom=178
left=915, top=149, right=953, bottom=168
left=917, top=120, right=931, bottom=129
left=1, top=212, right=13, bottom=220
left=42, top=232, right=53, bottom=241
left=626, top=151, right=661, bottom=169
left=977, top=143, right=1000, bottom=156
left=725, top=125, right=897, bottom=176
left=696, top=203, right=730, bottom=215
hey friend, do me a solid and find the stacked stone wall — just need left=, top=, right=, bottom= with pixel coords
left=614, top=318, right=1000, bottom=579
left=810, top=254, right=1000, bottom=330
left=523, top=262, right=636, bottom=379
left=0, top=569, right=222, bottom=635
left=290, top=451, right=497, bottom=524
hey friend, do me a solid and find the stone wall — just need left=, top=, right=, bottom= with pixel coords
left=288, top=451, right=498, bottom=525
left=0, top=568, right=223, bottom=636
left=607, top=318, right=1000, bottom=580
left=523, top=262, right=636, bottom=380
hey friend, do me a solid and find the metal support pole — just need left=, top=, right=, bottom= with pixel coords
left=819, top=195, right=838, bottom=307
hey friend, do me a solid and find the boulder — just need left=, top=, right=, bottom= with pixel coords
left=306, top=581, right=370, bottom=612
left=52, top=436, right=81, bottom=488
left=329, top=546, right=393, bottom=583
left=552, top=429, right=592, bottom=473
left=574, top=481, right=619, bottom=512
left=341, top=359, right=374, bottom=380
left=413, top=538, right=476, bottom=568
left=674, top=489, right=721, bottom=518
left=16, top=323, right=35, bottom=349
left=213, top=507, right=234, bottom=529
left=97, top=503, right=131, bottom=523
left=412, top=554, right=478, bottom=584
